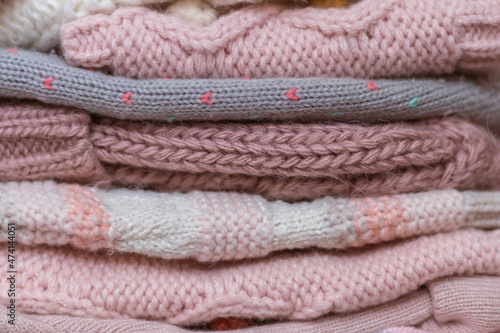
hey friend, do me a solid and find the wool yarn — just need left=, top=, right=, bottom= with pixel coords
left=2, top=101, right=500, bottom=201
left=0, top=0, right=164, bottom=52
left=378, top=329, right=429, bottom=333
left=60, top=0, right=500, bottom=79
left=2, top=181, right=500, bottom=262
left=2, top=229, right=500, bottom=325
left=2, top=49, right=500, bottom=125
left=3, top=275, right=500, bottom=333
left=166, top=0, right=218, bottom=26
left=0, top=0, right=312, bottom=52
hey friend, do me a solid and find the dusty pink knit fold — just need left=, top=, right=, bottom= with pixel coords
left=0, top=102, right=104, bottom=183
left=2, top=229, right=500, bottom=326
left=60, top=0, right=500, bottom=79
left=2, top=100, right=500, bottom=201
left=4, top=275, right=500, bottom=333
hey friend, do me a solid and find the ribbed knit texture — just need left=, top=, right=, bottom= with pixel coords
left=0, top=102, right=105, bottom=183
left=2, top=229, right=500, bottom=325
left=3, top=181, right=500, bottom=262
left=4, top=275, right=500, bottom=333
left=2, top=101, right=500, bottom=201
left=60, top=0, right=500, bottom=79
left=2, top=49, right=500, bottom=125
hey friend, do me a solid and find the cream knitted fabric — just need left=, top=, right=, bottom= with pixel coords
left=1, top=181, right=500, bottom=262
left=166, top=0, right=218, bottom=26
left=0, top=0, right=162, bottom=51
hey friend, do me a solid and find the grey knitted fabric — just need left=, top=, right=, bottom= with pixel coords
left=1, top=48, right=500, bottom=125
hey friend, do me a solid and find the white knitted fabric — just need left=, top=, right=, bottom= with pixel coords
left=0, top=0, right=161, bottom=51
left=166, top=0, right=218, bottom=26
left=1, top=181, right=500, bottom=262
left=0, top=0, right=305, bottom=51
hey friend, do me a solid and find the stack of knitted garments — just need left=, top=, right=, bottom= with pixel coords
left=1, top=0, right=500, bottom=332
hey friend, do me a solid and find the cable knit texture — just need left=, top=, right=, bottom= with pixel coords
left=3, top=275, right=500, bottom=333
left=2, top=229, right=500, bottom=325
left=0, top=0, right=165, bottom=52
left=60, top=0, right=500, bottom=79
left=2, top=49, right=500, bottom=125
left=2, top=181, right=500, bottom=262
left=2, top=101, right=500, bottom=201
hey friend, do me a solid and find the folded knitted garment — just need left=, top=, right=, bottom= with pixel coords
left=150, top=0, right=359, bottom=27
left=0, top=0, right=320, bottom=52
left=3, top=275, right=500, bottom=332
left=2, top=101, right=500, bottom=201
left=60, top=0, right=500, bottom=79
left=2, top=229, right=500, bottom=325
left=0, top=0, right=165, bottom=52
left=2, top=181, right=500, bottom=262
left=3, top=49, right=500, bottom=125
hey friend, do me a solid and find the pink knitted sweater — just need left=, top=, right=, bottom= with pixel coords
left=2, top=229, right=500, bottom=326
left=3, top=181, right=500, bottom=262
left=60, top=0, right=500, bottom=79
left=2, top=101, right=500, bottom=201
left=4, top=275, right=500, bottom=332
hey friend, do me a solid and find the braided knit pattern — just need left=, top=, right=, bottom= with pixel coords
left=0, top=0, right=164, bottom=52
left=60, top=0, right=500, bottom=79
left=3, top=181, right=499, bottom=261
left=2, top=49, right=500, bottom=125
left=2, top=229, right=500, bottom=325
left=2, top=101, right=500, bottom=201
left=92, top=116, right=500, bottom=180
left=4, top=275, right=500, bottom=333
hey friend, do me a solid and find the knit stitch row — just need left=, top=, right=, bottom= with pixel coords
left=2, top=49, right=500, bottom=125
left=0, top=0, right=163, bottom=52
left=2, top=181, right=499, bottom=262
left=3, top=275, right=499, bottom=333
left=2, top=101, right=500, bottom=201
left=2, top=229, right=500, bottom=325
left=60, top=0, right=500, bottom=79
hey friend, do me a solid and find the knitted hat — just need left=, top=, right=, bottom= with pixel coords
left=2, top=229, right=500, bottom=325
left=2, top=49, right=500, bottom=125
left=2, top=181, right=500, bottom=262
left=60, top=0, right=500, bottom=79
